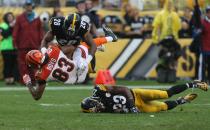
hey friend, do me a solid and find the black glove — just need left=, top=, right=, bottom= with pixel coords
left=129, top=107, right=140, bottom=113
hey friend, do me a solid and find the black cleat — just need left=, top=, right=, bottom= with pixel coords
left=177, top=93, right=198, bottom=104
left=102, top=25, right=118, bottom=42
left=189, top=80, right=208, bottom=91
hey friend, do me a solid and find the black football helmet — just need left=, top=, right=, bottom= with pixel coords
left=63, top=13, right=81, bottom=37
left=81, top=97, right=105, bottom=113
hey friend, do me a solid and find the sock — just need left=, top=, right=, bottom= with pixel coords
left=175, top=98, right=186, bottom=105
left=186, top=82, right=196, bottom=88
left=105, top=36, right=113, bottom=42
left=164, top=101, right=178, bottom=110
left=166, top=84, right=188, bottom=97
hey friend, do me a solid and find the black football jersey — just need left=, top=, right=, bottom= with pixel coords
left=92, top=85, right=129, bottom=113
left=49, top=17, right=89, bottom=46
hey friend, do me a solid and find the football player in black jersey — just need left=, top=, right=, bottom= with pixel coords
left=41, top=13, right=97, bottom=64
left=81, top=80, right=208, bottom=113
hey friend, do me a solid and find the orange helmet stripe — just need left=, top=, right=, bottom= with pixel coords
left=26, top=50, right=43, bottom=67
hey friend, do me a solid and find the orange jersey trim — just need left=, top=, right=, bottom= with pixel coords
left=36, top=45, right=60, bottom=81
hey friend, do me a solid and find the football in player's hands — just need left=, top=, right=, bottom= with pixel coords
left=23, top=74, right=32, bottom=86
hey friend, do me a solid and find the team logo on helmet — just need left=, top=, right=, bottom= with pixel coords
left=64, top=13, right=81, bottom=37
left=25, top=50, right=45, bottom=68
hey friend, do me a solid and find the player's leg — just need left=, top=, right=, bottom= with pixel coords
left=132, top=88, right=169, bottom=101
left=132, top=88, right=169, bottom=112
left=72, top=45, right=89, bottom=78
left=164, top=93, right=197, bottom=110
left=167, top=81, right=208, bottom=97
left=140, top=101, right=168, bottom=112
left=80, top=38, right=108, bottom=74
left=81, top=36, right=116, bottom=49
left=141, top=93, right=197, bottom=112
left=132, top=81, right=207, bottom=101
left=81, top=25, right=118, bottom=49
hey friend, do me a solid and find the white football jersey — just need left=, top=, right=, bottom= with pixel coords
left=36, top=45, right=88, bottom=84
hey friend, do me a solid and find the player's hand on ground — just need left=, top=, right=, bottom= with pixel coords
left=23, top=74, right=32, bottom=86
left=130, top=107, right=140, bottom=113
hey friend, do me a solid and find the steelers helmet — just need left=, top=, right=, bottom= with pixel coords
left=81, top=97, right=104, bottom=113
left=25, top=50, right=45, bottom=68
left=63, top=13, right=81, bottom=37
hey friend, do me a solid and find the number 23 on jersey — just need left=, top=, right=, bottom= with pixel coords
left=52, top=58, right=74, bottom=82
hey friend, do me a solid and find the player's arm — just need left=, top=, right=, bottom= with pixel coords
left=82, top=32, right=97, bottom=63
left=60, top=45, right=76, bottom=57
left=23, top=74, right=46, bottom=101
left=106, top=86, right=139, bottom=113
left=40, top=30, right=54, bottom=49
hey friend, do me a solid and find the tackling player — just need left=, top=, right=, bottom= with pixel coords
left=23, top=33, right=117, bottom=100
left=81, top=81, right=208, bottom=113
left=40, top=13, right=116, bottom=64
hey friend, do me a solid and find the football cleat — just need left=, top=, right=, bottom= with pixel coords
left=177, top=93, right=198, bottom=104
left=102, top=25, right=118, bottom=42
left=192, top=80, right=208, bottom=91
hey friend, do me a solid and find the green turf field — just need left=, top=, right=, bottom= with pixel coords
left=0, top=82, right=209, bottom=130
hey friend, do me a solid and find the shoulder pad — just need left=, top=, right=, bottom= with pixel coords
left=92, top=85, right=107, bottom=97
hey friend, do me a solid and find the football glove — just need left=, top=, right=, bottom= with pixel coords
left=86, top=55, right=93, bottom=64
left=77, top=59, right=88, bottom=76
left=129, top=106, right=140, bottom=113
left=23, top=74, right=32, bottom=86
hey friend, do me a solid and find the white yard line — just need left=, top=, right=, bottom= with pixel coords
left=0, top=85, right=171, bottom=91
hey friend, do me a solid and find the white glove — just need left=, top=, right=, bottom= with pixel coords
left=41, top=47, right=47, bottom=54
left=86, top=55, right=93, bottom=64
left=23, top=74, right=32, bottom=86
left=77, top=59, right=88, bottom=76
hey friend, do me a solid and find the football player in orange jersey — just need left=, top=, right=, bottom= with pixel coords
left=81, top=81, right=208, bottom=113
left=22, top=29, right=117, bottom=100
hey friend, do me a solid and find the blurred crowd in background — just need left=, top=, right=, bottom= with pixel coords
left=0, top=0, right=210, bottom=85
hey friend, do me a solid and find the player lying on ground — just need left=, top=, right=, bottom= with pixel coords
left=22, top=34, right=117, bottom=100
left=81, top=81, right=208, bottom=113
